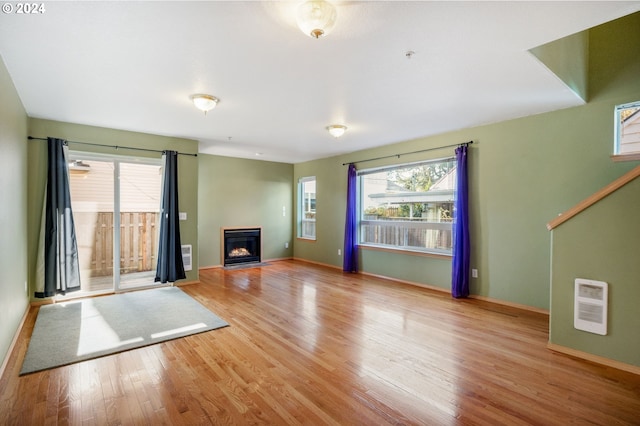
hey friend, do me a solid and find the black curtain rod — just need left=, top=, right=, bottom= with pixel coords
left=27, top=136, right=198, bottom=157
left=342, top=140, right=473, bottom=166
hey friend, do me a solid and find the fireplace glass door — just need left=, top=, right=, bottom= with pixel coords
left=223, top=228, right=261, bottom=266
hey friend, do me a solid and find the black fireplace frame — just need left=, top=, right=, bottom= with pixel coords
left=221, top=227, right=262, bottom=267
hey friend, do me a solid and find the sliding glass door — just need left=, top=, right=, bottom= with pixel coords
left=68, top=153, right=162, bottom=294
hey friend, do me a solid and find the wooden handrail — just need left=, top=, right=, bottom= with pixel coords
left=547, top=165, right=640, bottom=230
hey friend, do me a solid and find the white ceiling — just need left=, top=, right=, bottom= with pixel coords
left=2, top=1, right=639, bottom=164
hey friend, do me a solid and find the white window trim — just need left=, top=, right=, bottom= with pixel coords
left=614, top=100, right=640, bottom=158
left=357, top=157, right=455, bottom=256
left=298, top=176, right=316, bottom=240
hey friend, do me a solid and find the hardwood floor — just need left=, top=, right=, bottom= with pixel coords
left=1, top=260, right=639, bottom=425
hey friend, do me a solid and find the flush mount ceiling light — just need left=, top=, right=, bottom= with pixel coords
left=191, top=94, right=219, bottom=115
left=296, top=0, right=337, bottom=39
left=327, top=124, right=347, bottom=138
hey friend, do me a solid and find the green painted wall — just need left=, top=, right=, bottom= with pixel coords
left=294, top=156, right=348, bottom=267
left=530, top=30, right=589, bottom=102
left=589, top=12, right=640, bottom=103
left=550, top=177, right=640, bottom=367
left=27, top=119, right=200, bottom=288
left=0, top=55, right=29, bottom=369
left=293, top=12, right=640, bottom=311
left=548, top=12, right=640, bottom=368
left=198, top=154, right=293, bottom=267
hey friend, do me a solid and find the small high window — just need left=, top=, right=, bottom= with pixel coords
left=614, top=101, right=640, bottom=156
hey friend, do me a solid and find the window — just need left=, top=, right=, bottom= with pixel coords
left=614, top=101, right=640, bottom=156
left=359, top=157, right=456, bottom=255
left=298, top=176, right=316, bottom=239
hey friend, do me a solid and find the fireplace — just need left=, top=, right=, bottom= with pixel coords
left=222, top=227, right=261, bottom=266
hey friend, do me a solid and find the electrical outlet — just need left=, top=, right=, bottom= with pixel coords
left=285, top=242, right=289, bottom=249
left=338, top=249, right=342, bottom=256
left=472, top=269, right=478, bottom=278
left=179, top=212, right=187, bottom=221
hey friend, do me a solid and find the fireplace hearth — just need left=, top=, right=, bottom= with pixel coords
left=222, top=227, right=261, bottom=266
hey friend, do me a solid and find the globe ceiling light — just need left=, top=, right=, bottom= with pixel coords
left=327, top=124, right=347, bottom=138
left=191, top=94, right=219, bottom=115
left=296, top=0, right=337, bottom=39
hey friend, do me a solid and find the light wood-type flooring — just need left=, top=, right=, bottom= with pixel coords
left=1, top=260, right=639, bottom=425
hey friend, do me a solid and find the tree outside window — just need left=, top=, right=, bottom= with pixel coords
left=359, top=158, right=456, bottom=254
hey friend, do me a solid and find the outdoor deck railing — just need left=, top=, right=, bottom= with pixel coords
left=360, top=219, right=452, bottom=253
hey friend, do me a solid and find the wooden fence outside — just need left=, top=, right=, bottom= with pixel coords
left=74, top=212, right=159, bottom=277
left=360, top=221, right=452, bottom=252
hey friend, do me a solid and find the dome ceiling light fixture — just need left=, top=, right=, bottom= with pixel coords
left=327, top=124, right=347, bottom=138
left=296, top=0, right=337, bottom=39
left=191, top=94, right=219, bottom=115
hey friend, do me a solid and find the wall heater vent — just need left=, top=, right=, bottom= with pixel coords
left=181, top=244, right=192, bottom=272
left=574, top=278, right=607, bottom=335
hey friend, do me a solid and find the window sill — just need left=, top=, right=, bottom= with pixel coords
left=360, top=244, right=452, bottom=260
left=297, top=237, right=316, bottom=242
left=611, top=153, right=640, bottom=162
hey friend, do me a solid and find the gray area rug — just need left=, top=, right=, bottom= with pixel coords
left=21, top=286, right=229, bottom=375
